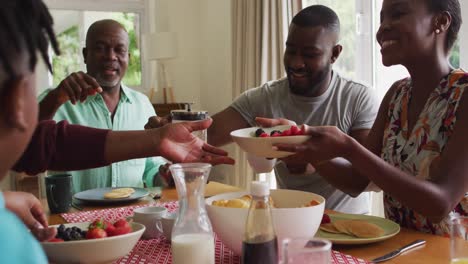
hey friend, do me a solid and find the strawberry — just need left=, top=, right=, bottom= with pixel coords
left=104, top=221, right=116, bottom=236
left=113, top=219, right=130, bottom=228
left=271, top=132, right=282, bottom=137
left=89, top=218, right=106, bottom=230
left=321, top=213, right=331, bottom=224
left=48, top=238, right=64, bottom=242
left=112, top=226, right=132, bottom=236
left=290, top=125, right=300, bottom=135
left=281, top=129, right=292, bottom=136
left=87, top=89, right=97, bottom=95
left=297, top=126, right=306, bottom=135
left=259, top=132, right=269, bottom=137
left=112, top=219, right=132, bottom=236
left=86, top=228, right=107, bottom=239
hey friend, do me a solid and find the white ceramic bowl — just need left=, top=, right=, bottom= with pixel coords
left=41, top=222, right=145, bottom=264
left=206, top=189, right=325, bottom=255
left=230, top=125, right=310, bottom=158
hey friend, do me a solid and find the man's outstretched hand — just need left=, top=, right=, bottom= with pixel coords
left=153, top=118, right=235, bottom=165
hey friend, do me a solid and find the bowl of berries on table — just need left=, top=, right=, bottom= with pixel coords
left=41, top=218, right=144, bottom=263
left=230, top=125, right=310, bottom=158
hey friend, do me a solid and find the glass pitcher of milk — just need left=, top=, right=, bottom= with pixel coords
left=169, top=163, right=215, bottom=264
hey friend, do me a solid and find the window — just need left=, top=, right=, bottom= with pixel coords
left=302, top=0, right=358, bottom=79
left=302, top=0, right=374, bottom=88
left=374, top=0, right=461, bottom=100
left=302, top=0, right=462, bottom=100
left=38, top=0, right=148, bottom=94
left=450, top=40, right=460, bottom=68
left=50, top=10, right=142, bottom=88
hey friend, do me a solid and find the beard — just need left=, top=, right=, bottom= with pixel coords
left=287, top=64, right=331, bottom=97
left=95, top=73, right=120, bottom=88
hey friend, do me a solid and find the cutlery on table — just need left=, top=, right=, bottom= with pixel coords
left=147, top=187, right=162, bottom=200
left=371, top=239, right=426, bottom=263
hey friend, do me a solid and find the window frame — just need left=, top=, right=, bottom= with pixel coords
left=44, top=0, right=149, bottom=91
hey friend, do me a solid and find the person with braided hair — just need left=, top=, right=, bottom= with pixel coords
left=0, top=1, right=234, bottom=261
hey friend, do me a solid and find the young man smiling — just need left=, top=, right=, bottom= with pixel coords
left=198, top=5, right=378, bottom=214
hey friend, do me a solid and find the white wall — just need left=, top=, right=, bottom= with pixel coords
left=152, top=0, right=235, bottom=183
left=151, top=0, right=202, bottom=108
left=199, top=0, right=235, bottom=183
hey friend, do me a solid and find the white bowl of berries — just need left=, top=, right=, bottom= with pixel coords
left=230, top=125, right=310, bottom=158
left=41, top=219, right=145, bottom=264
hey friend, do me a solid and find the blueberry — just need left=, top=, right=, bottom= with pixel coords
left=270, top=130, right=281, bottom=136
left=58, top=224, right=65, bottom=232
left=255, top=128, right=265, bottom=137
left=63, top=233, right=71, bottom=241
left=70, top=231, right=80, bottom=240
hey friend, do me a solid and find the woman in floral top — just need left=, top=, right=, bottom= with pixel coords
left=275, top=0, right=467, bottom=236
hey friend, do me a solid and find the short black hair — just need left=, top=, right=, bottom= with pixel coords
left=0, top=0, right=59, bottom=81
left=291, top=5, right=340, bottom=33
left=425, top=0, right=462, bottom=51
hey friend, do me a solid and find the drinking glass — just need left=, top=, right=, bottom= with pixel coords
left=171, top=110, right=209, bottom=142
left=450, top=216, right=468, bottom=264
left=282, top=238, right=331, bottom=264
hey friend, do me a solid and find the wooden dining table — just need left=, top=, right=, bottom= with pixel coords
left=45, top=181, right=458, bottom=264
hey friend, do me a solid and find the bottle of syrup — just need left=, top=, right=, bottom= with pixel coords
left=242, top=181, right=278, bottom=264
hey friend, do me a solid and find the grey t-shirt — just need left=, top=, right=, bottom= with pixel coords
left=231, top=71, right=378, bottom=214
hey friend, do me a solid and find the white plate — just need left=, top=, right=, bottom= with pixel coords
left=230, top=125, right=310, bottom=158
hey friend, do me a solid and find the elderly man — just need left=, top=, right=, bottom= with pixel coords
left=147, top=5, right=379, bottom=214
left=39, top=19, right=166, bottom=193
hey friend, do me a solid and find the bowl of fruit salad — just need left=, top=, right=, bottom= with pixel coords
left=41, top=219, right=144, bottom=264
left=230, top=125, right=310, bottom=158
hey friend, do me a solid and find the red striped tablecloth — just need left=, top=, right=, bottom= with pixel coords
left=61, top=202, right=369, bottom=264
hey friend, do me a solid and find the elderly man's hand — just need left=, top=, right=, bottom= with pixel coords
left=145, top=115, right=171, bottom=130
left=3, top=191, right=56, bottom=241
left=152, top=118, right=235, bottom=165
left=53, top=71, right=103, bottom=105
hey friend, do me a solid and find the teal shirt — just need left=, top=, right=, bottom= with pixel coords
left=38, top=84, right=166, bottom=193
left=0, top=192, right=48, bottom=263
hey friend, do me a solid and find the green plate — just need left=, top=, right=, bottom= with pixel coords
left=315, top=213, right=400, bottom=245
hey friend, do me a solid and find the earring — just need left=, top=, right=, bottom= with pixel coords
left=435, top=29, right=441, bottom=34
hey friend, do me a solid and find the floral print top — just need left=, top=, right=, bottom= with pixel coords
left=381, top=69, right=468, bottom=236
